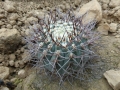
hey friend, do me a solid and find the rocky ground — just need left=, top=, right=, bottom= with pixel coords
left=0, top=0, right=120, bottom=90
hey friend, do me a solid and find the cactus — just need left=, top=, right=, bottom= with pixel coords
left=25, top=9, right=101, bottom=85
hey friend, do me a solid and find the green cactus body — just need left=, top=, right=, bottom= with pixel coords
left=25, top=10, right=100, bottom=82
left=35, top=20, right=90, bottom=77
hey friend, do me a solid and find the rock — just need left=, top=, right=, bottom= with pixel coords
left=58, top=4, right=65, bottom=11
left=0, top=14, right=5, bottom=19
left=104, top=70, right=120, bottom=90
left=102, top=4, right=108, bottom=10
left=65, top=3, right=70, bottom=10
left=109, top=23, right=117, bottom=33
left=75, top=0, right=102, bottom=24
left=44, top=1, right=49, bottom=7
left=0, top=28, right=21, bottom=53
left=0, top=87, right=9, bottom=90
left=3, top=0, right=16, bottom=12
left=21, top=50, right=30, bottom=61
left=115, top=35, right=120, bottom=38
left=97, top=23, right=109, bottom=35
left=114, top=9, right=120, bottom=19
left=9, top=20, right=16, bottom=26
left=9, top=60, right=14, bottom=66
left=74, top=0, right=81, bottom=6
left=27, top=10, right=45, bottom=19
left=18, top=69, right=26, bottom=79
left=25, top=16, right=38, bottom=26
left=109, top=0, right=120, bottom=8
left=17, top=21, right=22, bottom=26
left=9, top=54, right=16, bottom=61
left=13, top=25, right=19, bottom=29
left=0, top=66, right=9, bottom=79
left=15, top=61, right=19, bottom=68
left=10, top=78, right=17, bottom=82
left=8, top=13, right=19, bottom=20
left=20, top=47, right=24, bottom=53
left=0, top=54, right=4, bottom=62
left=6, top=24, right=12, bottom=29
left=18, top=60, right=24, bottom=68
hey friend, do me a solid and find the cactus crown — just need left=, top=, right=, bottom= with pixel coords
left=25, top=9, right=101, bottom=85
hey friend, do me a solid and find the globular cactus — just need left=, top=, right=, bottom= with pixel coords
left=25, top=9, right=101, bottom=84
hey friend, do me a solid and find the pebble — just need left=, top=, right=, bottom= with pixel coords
left=9, top=60, right=14, bottom=66
left=18, top=69, right=26, bottom=79
left=8, top=13, right=19, bottom=20
left=0, top=66, right=10, bottom=79
left=0, top=87, right=9, bottom=90
left=109, top=23, right=117, bottom=33
left=9, top=20, right=16, bottom=26
left=6, top=24, right=12, bottom=29
left=104, top=70, right=120, bottom=90
left=14, top=61, right=19, bottom=68
left=9, top=54, right=16, bottom=61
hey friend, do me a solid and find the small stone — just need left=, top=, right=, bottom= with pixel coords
left=58, top=4, right=65, bottom=11
left=6, top=24, right=12, bottom=29
left=0, top=66, right=9, bottom=79
left=109, top=0, right=120, bottom=8
left=15, top=61, right=19, bottom=68
left=9, top=20, right=16, bottom=26
left=97, top=23, right=109, bottom=35
left=3, top=0, right=16, bottom=12
left=65, top=3, right=70, bottom=10
left=9, top=54, right=16, bottom=61
left=9, top=60, right=14, bottom=66
left=44, top=1, right=49, bottom=7
left=114, top=9, right=120, bottom=19
left=0, top=14, right=5, bottom=19
left=8, top=13, right=19, bottom=20
left=74, top=0, right=81, bottom=6
left=15, top=50, right=21, bottom=55
left=104, top=70, right=120, bottom=90
left=115, top=35, right=120, bottom=38
left=0, top=28, right=21, bottom=53
left=18, top=69, right=26, bottom=79
left=20, top=47, right=24, bottom=53
left=21, top=50, right=30, bottom=60
left=26, top=16, right=38, bottom=25
left=18, top=60, right=24, bottom=68
left=109, top=23, right=117, bottom=32
left=17, top=21, right=22, bottom=26
left=13, top=25, right=19, bottom=29
left=10, top=78, right=17, bottom=82
left=102, top=4, right=108, bottom=10
left=76, top=0, right=102, bottom=24
left=0, top=87, right=9, bottom=90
